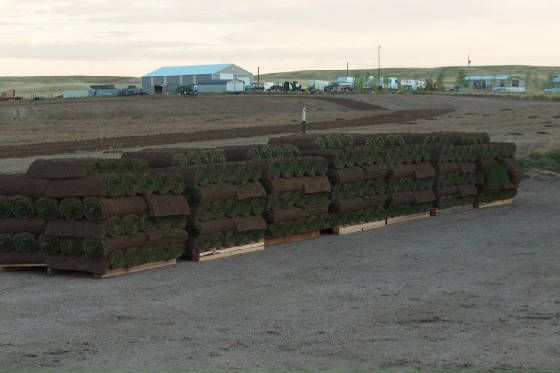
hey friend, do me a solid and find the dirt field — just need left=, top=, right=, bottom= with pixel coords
left=1, top=178, right=559, bottom=372
left=0, top=94, right=558, bottom=161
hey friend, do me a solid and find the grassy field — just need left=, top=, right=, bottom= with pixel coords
left=0, top=76, right=140, bottom=99
left=259, top=65, right=560, bottom=90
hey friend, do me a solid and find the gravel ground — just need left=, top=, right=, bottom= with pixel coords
left=1, top=178, right=559, bottom=372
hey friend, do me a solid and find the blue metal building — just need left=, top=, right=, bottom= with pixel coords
left=142, top=63, right=253, bottom=94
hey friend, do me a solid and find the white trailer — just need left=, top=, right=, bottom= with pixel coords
left=307, top=80, right=329, bottom=91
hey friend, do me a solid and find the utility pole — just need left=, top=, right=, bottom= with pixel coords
left=257, top=66, right=260, bottom=83
left=377, top=45, right=381, bottom=89
left=346, top=61, right=349, bottom=78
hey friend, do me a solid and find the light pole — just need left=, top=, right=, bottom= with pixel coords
left=377, top=45, right=381, bottom=89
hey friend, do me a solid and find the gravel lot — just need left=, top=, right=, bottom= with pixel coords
left=1, top=177, right=559, bottom=372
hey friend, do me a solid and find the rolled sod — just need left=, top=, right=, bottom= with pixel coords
left=0, top=196, right=10, bottom=218
left=185, top=150, right=202, bottom=165
left=139, top=174, right=156, bottom=195
left=123, top=214, right=140, bottom=234
left=13, top=232, right=38, bottom=253
left=83, top=196, right=146, bottom=221
left=140, top=213, right=157, bottom=232
left=58, top=197, right=83, bottom=221
left=122, top=149, right=187, bottom=168
left=251, top=197, right=266, bottom=215
left=154, top=173, right=171, bottom=195
left=38, top=235, right=59, bottom=255
left=0, top=217, right=45, bottom=234
left=45, top=175, right=123, bottom=198
left=35, top=198, right=59, bottom=221
left=169, top=215, right=187, bottom=229
left=122, top=174, right=140, bottom=196
left=110, top=249, right=127, bottom=268
left=169, top=173, right=185, bottom=194
left=105, top=216, right=124, bottom=236
left=8, top=196, right=35, bottom=218
left=0, top=173, right=49, bottom=198
left=224, top=229, right=236, bottom=248
left=156, top=217, right=173, bottom=229
left=145, top=195, right=190, bottom=218
left=0, top=234, right=14, bottom=253
left=482, top=162, right=510, bottom=189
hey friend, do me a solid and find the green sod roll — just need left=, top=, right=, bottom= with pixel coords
left=251, top=197, right=266, bottom=215
left=293, top=159, right=306, bottom=177
left=140, top=214, right=157, bottom=232
left=105, top=216, right=123, bottom=236
left=82, top=238, right=104, bottom=260
left=155, top=174, right=171, bottom=194
left=225, top=199, right=241, bottom=217
left=169, top=215, right=187, bottom=229
left=268, top=159, right=283, bottom=179
left=8, top=196, right=35, bottom=218
left=38, top=235, right=59, bottom=255
left=0, top=233, right=14, bottom=252
left=13, top=232, right=38, bottom=253
left=132, top=159, right=150, bottom=175
left=170, top=174, right=185, bottom=194
left=199, top=150, right=214, bottom=164
left=59, top=237, right=83, bottom=256
left=59, top=197, right=83, bottom=221
left=185, top=151, right=202, bottom=165
left=171, top=153, right=187, bottom=167
left=280, top=159, right=294, bottom=178
left=238, top=199, right=252, bottom=216
left=110, top=249, right=127, bottom=268
left=223, top=229, right=236, bottom=247
left=156, top=217, right=173, bottom=229
left=123, top=214, right=140, bottom=234
left=35, top=198, right=59, bottom=220
left=107, top=175, right=124, bottom=197
left=0, top=196, right=10, bottom=217
left=139, top=174, right=156, bottom=195
left=123, top=175, right=140, bottom=196
left=483, top=163, right=510, bottom=188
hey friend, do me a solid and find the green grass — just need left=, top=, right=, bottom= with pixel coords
left=0, top=76, right=140, bottom=99
left=518, top=144, right=560, bottom=171
left=259, top=65, right=560, bottom=90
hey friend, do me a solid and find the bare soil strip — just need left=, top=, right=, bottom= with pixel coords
left=0, top=108, right=451, bottom=159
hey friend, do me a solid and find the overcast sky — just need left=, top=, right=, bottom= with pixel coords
left=1, top=0, right=559, bottom=76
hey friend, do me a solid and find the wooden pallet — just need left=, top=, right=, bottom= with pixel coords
left=0, top=263, right=46, bottom=270
left=265, top=230, right=320, bottom=246
left=386, top=211, right=430, bottom=225
left=95, top=259, right=176, bottom=278
left=332, top=219, right=385, bottom=235
left=476, top=198, right=514, bottom=209
left=197, top=241, right=264, bottom=262
left=431, top=204, right=474, bottom=216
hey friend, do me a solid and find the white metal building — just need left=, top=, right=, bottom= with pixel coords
left=142, top=64, right=253, bottom=94
left=197, top=79, right=245, bottom=93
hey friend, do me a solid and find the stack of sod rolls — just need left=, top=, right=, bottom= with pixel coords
left=476, top=142, right=520, bottom=204
left=396, top=132, right=480, bottom=210
left=122, top=147, right=225, bottom=168
left=153, top=158, right=267, bottom=260
left=0, top=174, right=50, bottom=265
left=271, top=134, right=387, bottom=227
left=381, top=138, right=437, bottom=218
left=223, top=144, right=332, bottom=240
left=26, top=158, right=190, bottom=275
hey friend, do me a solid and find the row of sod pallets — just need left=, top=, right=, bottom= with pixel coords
left=0, top=132, right=519, bottom=277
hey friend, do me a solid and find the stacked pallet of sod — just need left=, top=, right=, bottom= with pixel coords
left=270, top=134, right=387, bottom=228
left=369, top=135, right=436, bottom=219
left=0, top=174, right=50, bottom=266
left=398, top=133, right=481, bottom=210
left=26, top=158, right=190, bottom=276
left=122, top=147, right=226, bottom=168
left=147, top=155, right=266, bottom=260
left=223, top=144, right=332, bottom=241
left=475, top=142, right=520, bottom=205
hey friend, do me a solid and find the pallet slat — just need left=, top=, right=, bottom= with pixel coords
left=0, top=263, right=46, bottom=269
left=95, top=259, right=176, bottom=278
left=198, top=241, right=264, bottom=262
left=386, top=211, right=430, bottom=225
left=265, top=230, right=320, bottom=246
left=431, top=204, right=474, bottom=216
left=332, top=220, right=385, bottom=235
left=476, top=198, right=514, bottom=209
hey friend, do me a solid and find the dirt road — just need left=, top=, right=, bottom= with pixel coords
left=1, top=178, right=559, bottom=372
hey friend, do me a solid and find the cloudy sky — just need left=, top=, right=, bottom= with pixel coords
left=1, top=0, right=559, bottom=76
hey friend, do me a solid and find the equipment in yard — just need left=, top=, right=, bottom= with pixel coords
left=176, top=84, right=198, bottom=96
left=0, top=89, right=22, bottom=101
left=422, top=79, right=438, bottom=91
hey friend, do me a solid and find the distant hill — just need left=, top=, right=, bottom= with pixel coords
left=0, top=76, right=141, bottom=98
left=258, top=65, right=560, bottom=90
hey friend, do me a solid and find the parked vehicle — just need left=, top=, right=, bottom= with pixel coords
left=0, top=89, right=22, bottom=101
